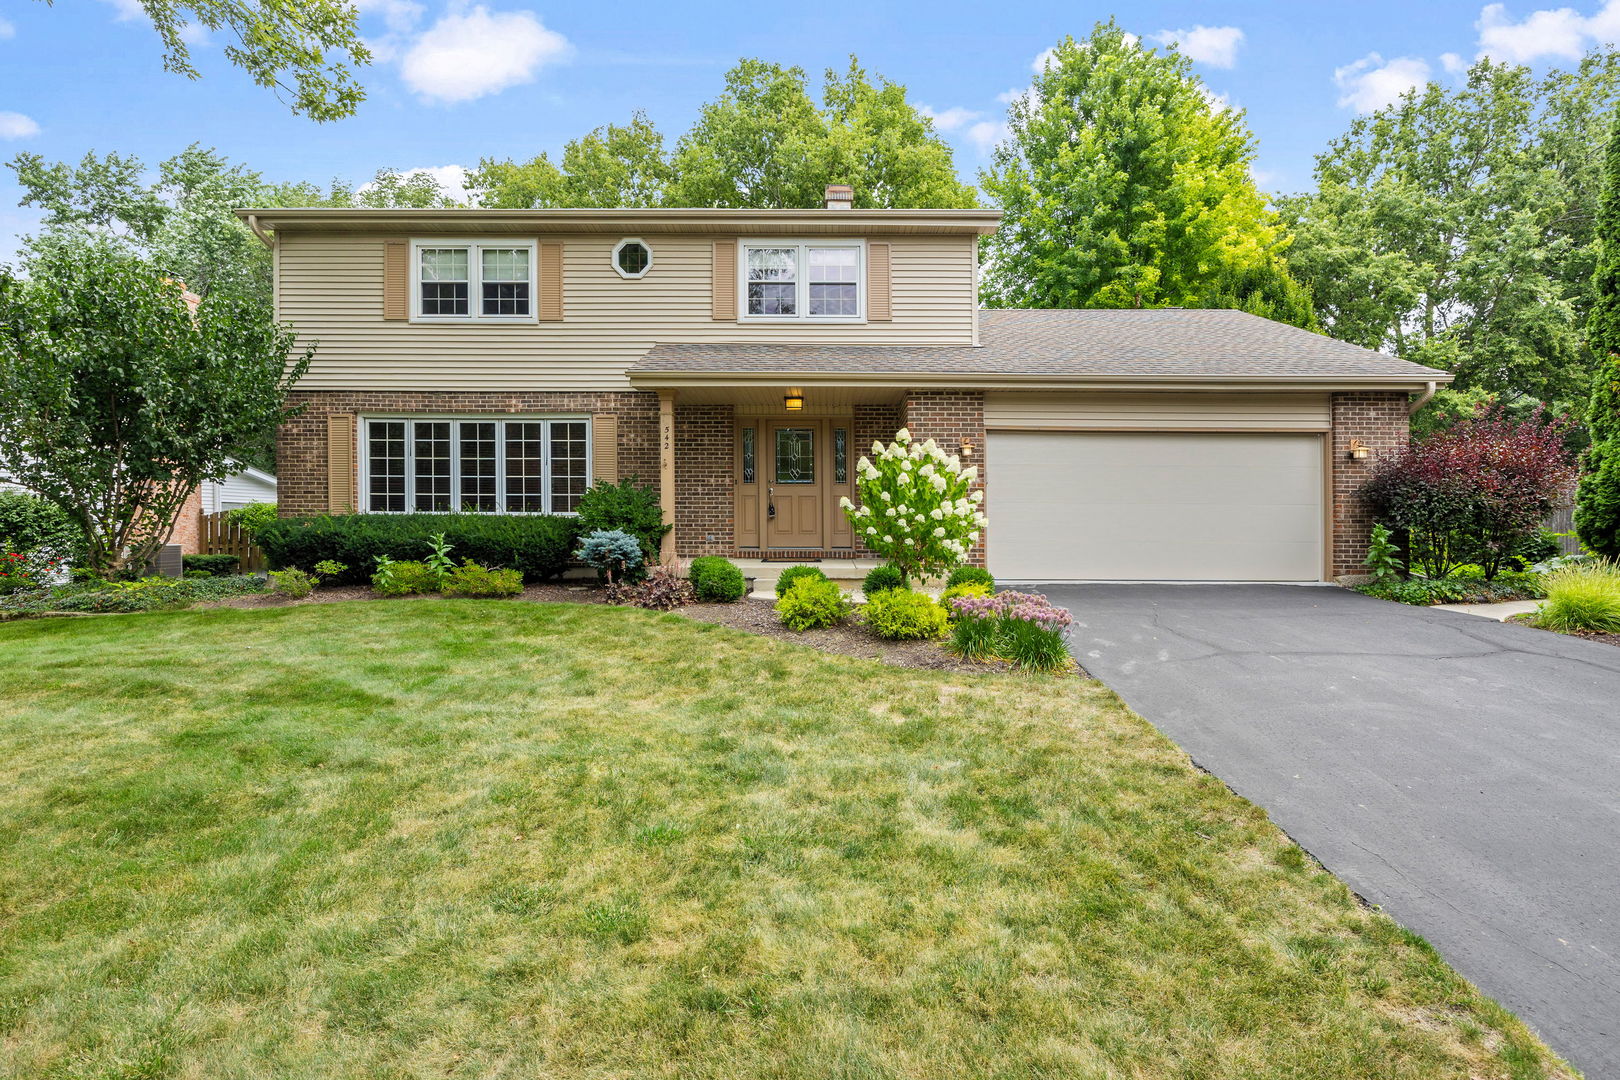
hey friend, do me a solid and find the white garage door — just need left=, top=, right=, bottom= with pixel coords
left=988, top=431, right=1325, bottom=582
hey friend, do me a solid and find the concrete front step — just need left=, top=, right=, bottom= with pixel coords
left=726, top=558, right=951, bottom=602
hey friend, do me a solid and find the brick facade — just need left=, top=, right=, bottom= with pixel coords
left=167, top=487, right=202, bottom=555
left=673, top=404, right=734, bottom=557
left=901, top=390, right=988, bottom=567
left=1331, top=391, right=1411, bottom=578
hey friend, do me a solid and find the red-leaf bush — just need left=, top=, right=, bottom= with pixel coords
left=1360, top=403, right=1577, bottom=580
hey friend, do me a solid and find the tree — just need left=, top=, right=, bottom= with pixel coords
left=666, top=58, right=977, bottom=209
left=0, top=240, right=312, bottom=576
left=36, top=0, right=369, bottom=121
left=841, top=428, right=985, bottom=582
left=1576, top=107, right=1620, bottom=558
left=979, top=21, right=1311, bottom=324
left=471, top=113, right=673, bottom=208
left=1279, top=54, right=1620, bottom=407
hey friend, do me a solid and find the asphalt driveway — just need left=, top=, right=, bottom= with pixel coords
left=1042, top=584, right=1620, bottom=1077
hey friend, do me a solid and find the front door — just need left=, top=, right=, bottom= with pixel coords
left=765, top=421, right=824, bottom=549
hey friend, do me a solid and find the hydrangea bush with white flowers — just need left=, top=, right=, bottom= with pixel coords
left=840, top=428, right=985, bottom=582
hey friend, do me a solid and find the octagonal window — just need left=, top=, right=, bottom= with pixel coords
left=613, top=239, right=652, bottom=279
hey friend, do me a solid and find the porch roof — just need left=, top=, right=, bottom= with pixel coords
left=629, top=309, right=1452, bottom=392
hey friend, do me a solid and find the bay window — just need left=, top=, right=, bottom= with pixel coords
left=365, top=417, right=590, bottom=514
left=741, top=241, right=864, bottom=320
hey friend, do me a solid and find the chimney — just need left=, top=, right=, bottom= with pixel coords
left=824, top=184, right=853, bottom=210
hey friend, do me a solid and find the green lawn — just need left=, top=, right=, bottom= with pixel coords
left=0, top=600, right=1573, bottom=1079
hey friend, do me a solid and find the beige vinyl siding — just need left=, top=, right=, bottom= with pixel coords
left=984, top=392, right=1332, bottom=431
left=279, top=231, right=976, bottom=390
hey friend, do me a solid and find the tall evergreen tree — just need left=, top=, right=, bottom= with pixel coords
left=1575, top=108, right=1620, bottom=557
left=979, top=21, right=1312, bottom=325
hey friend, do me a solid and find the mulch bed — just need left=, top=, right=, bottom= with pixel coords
left=1506, top=613, right=1620, bottom=650
left=198, top=584, right=1070, bottom=677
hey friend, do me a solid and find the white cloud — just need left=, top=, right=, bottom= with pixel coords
left=918, top=105, right=980, bottom=132
left=0, top=17, right=15, bottom=39
left=1476, top=2, right=1590, bottom=60
left=100, top=0, right=145, bottom=21
left=1200, top=86, right=1232, bottom=113
left=966, top=120, right=1008, bottom=155
left=362, top=164, right=471, bottom=202
left=400, top=5, right=571, bottom=103
left=1440, top=51, right=1468, bottom=73
left=356, top=0, right=426, bottom=34
left=0, top=112, right=41, bottom=139
left=1334, top=53, right=1431, bottom=112
left=1030, top=46, right=1059, bottom=74
left=1150, top=25, right=1245, bottom=68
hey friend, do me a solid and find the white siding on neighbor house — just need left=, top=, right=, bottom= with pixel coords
left=984, top=392, right=1332, bottom=431
left=276, top=231, right=978, bottom=390
left=203, top=470, right=277, bottom=513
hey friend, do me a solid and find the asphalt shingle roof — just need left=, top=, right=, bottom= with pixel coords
left=632, top=308, right=1448, bottom=380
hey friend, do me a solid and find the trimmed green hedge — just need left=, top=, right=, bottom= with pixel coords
left=257, top=514, right=581, bottom=584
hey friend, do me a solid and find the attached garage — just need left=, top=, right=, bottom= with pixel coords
left=986, top=393, right=1330, bottom=583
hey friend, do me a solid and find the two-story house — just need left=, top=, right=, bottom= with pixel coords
left=241, top=185, right=1449, bottom=583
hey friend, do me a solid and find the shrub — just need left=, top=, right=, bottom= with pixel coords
left=443, top=561, right=523, bottom=598
left=182, top=553, right=241, bottom=577
left=843, top=428, right=984, bottom=581
left=257, top=514, right=580, bottom=584
left=1360, top=402, right=1577, bottom=580
left=775, top=577, right=851, bottom=631
left=225, top=502, right=278, bottom=539
left=861, top=588, right=949, bottom=640
left=1535, top=560, right=1620, bottom=633
left=945, top=565, right=994, bottom=591
left=862, top=564, right=907, bottom=595
left=0, top=491, right=83, bottom=563
left=6, top=574, right=267, bottom=616
left=269, top=568, right=316, bottom=599
left=371, top=560, right=439, bottom=597
left=1354, top=568, right=1546, bottom=606
left=940, top=581, right=992, bottom=611
left=423, top=532, right=456, bottom=590
left=313, top=559, right=347, bottom=578
left=578, top=477, right=669, bottom=561
left=689, top=556, right=747, bottom=602
left=1363, top=523, right=1403, bottom=585
left=774, top=564, right=828, bottom=598
left=0, top=548, right=65, bottom=594
left=606, top=564, right=693, bottom=610
left=576, top=529, right=644, bottom=584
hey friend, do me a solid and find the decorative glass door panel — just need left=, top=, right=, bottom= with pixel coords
left=766, top=422, right=824, bottom=548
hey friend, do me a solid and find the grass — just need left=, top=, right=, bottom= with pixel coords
left=1533, top=560, right=1620, bottom=634
left=0, top=600, right=1575, bottom=1080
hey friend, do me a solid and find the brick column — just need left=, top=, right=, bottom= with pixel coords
left=902, top=390, right=988, bottom=568
left=1331, top=391, right=1410, bottom=578
left=673, top=403, right=734, bottom=557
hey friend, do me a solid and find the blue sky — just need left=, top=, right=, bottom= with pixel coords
left=2, top=0, right=1618, bottom=256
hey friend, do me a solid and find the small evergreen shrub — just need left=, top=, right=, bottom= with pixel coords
left=689, top=556, right=747, bottom=602
left=443, top=561, right=523, bottom=598
left=371, top=560, right=439, bottom=597
left=258, top=514, right=580, bottom=583
left=607, top=564, right=693, bottom=610
left=862, top=564, right=907, bottom=595
left=182, top=553, right=241, bottom=576
left=1535, top=560, right=1620, bottom=633
left=774, top=565, right=828, bottom=598
left=269, top=568, right=316, bottom=599
left=862, top=588, right=949, bottom=640
left=576, top=529, right=644, bottom=583
left=577, top=477, right=670, bottom=561
left=945, top=565, right=994, bottom=591
left=775, top=577, right=851, bottom=631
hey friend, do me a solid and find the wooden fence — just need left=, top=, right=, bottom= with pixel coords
left=200, top=511, right=267, bottom=572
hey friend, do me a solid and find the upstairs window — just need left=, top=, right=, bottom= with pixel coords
left=413, top=241, right=534, bottom=321
left=741, top=242, right=864, bottom=321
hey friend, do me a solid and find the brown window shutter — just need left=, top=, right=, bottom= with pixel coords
left=712, top=240, right=737, bottom=320
left=591, top=415, right=619, bottom=483
left=867, top=242, right=892, bottom=321
left=538, top=241, right=564, bottom=321
left=326, top=414, right=357, bottom=513
left=383, top=240, right=409, bottom=321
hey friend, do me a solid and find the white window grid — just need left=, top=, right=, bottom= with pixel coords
left=738, top=240, right=866, bottom=322
left=411, top=240, right=538, bottom=322
left=363, top=417, right=590, bottom=515
left=612, top=237, right=654, bottom=279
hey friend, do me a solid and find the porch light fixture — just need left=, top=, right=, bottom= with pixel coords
left=1348, top=438, right=1370, bottom=460
left=960, top=438, right=976, bottom=458
left=784, top=391, right=805, bottom=412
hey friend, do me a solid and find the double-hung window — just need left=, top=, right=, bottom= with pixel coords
left=741, top=241, right=864, bottom=321
left=364, top=417, right=590, bottom=514
left=413, top=241, right=535, bottom=321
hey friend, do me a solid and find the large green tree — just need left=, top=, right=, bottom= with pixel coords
left=1576, top=108, right=1620, bottom=557
left=979, top=21, right=1311, bottom=324
left=34, top=0, right=368, bottom=121
left=473, top=59, right=977, bottom=210
left=0, top=240, right=312, bottom=575
left=1279, top=54, right=1620, bottom=407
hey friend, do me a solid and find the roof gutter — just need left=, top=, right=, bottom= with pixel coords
left=628, top=370, right=1456, bottom=394
left=244, top=214, right=274, bottom=249
left=1408, top=379, right=1439, bottom=416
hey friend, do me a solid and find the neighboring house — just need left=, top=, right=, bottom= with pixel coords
left=239, top=187, right=1450, bottom=583
left=203, top=464, right=277, bottom=514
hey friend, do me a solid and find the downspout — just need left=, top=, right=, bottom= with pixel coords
left=1408, top=380, right=1437, bottom=416
left=245, top=214, right=274, bottom=249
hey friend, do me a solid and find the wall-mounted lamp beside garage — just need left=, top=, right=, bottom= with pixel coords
left=959, top=438, right=976, bottom=458
left=1348, top=438, right=1370, bottom=460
